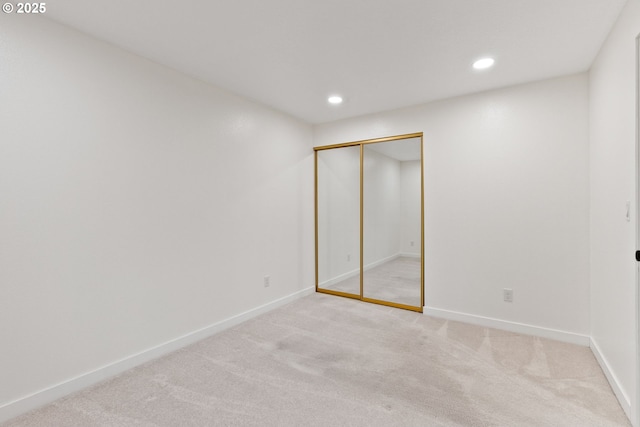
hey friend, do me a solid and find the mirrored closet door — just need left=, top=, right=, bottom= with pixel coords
left=316, top=145, right=361, bottom=298
left=315, top=133, right=424, bottom=312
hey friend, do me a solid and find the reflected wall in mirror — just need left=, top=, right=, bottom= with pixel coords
left=363, top=138, right=422, bottom=308
left=316, top=145, right=361, bottom=297
left=315, top=133, right=424, bottom=312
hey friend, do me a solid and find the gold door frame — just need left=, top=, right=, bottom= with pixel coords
left=314, top=132, right=424, bottom=312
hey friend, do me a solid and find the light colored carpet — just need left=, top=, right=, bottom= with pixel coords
left=324, top=256, right=421, bottom=307
left=363, top=256, right=421, bottom=306
left=3, top=293, right=630, bottom=427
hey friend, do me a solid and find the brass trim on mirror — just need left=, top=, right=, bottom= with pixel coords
left=313, top=132, right=424, bottom=151
left=314, top=150, right=319, bottom=293
left=314, top=132, right=425, bottom=313
left=362, top=297, right=424, bottom=313
left=421, top=134, right=425, bottom=308
left=319, top=288, right=361, bottom=300
left=359, top=143, right=364, bottom=299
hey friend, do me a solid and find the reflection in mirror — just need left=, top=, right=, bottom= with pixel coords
left=362, top=138, right=422, bottom=307
left=316, top=146, right=360, bottom=297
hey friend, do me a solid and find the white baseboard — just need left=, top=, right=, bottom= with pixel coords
left=590, top=337, right=631, bottom=421
left=319, top=267, right=360, bottom=288
left=364, top=253, right=400, bottom=271
left=319, top=253, right=400, bottom=288
left=424, top=307, right=632, bottom=424
left=423, top=306, right=591, bottom=346
left=0, top=286, right=315, bottom=424
left=399, top=252, right=420, bottom=258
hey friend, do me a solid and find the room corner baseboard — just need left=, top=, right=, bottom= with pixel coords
left=0, top=286, right=315, bottom=424
left=423, top=306, right=591, bottom=346
left=423, top=307, right=631, bottom=424
left=589, top=338, right=632, bottom=421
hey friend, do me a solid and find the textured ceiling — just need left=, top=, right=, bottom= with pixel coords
left=44, top=0, right=627, bottom=124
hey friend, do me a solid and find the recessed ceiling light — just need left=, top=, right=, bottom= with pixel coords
left=328, top=95, right=343, bottom=105
left=473, top=58, right=495, bottom=70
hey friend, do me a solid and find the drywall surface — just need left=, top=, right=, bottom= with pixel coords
left=0, top=15, right=314, bottom=414
left=316, top=146, right=361, bottom=284
left=589, top=0, right=640, bottom=420
left=400, top=160, right=422, bottom=257
left=363, top=148, right=401, bottom=266
left=315, top=73, right=590, bottom=336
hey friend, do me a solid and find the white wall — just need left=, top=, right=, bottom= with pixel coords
left=315, top=73, right=590, bottom=339
left=317, top=146, right=360, bottom=285
left=400, top=160, right=422, bottom=256
left=363, top=148, right=401, bottom=266
left=589, top=0, right=640, bottom=421
left=0, top=16, right=314, bottom=420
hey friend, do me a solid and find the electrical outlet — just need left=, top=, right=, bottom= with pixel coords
left=410, top=241, right=415, bottom=246
left=264, top=276, right=270, bottom=288
left=347, top=254, right=351, bottom=262
left=503, top=288, right=513, bottom=303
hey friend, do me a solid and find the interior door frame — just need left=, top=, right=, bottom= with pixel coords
left=314, top=132, right=424, bottom=312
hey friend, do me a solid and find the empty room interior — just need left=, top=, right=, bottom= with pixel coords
left=2, top=0, right=640, bottom=425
